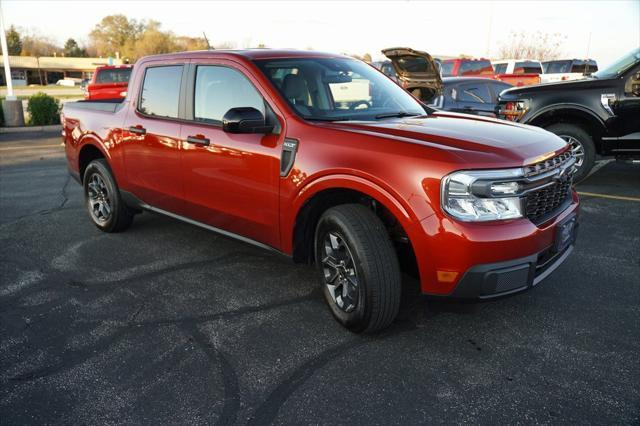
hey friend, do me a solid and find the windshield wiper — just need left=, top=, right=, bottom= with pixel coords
left=374, top=112, right=422, bottom=119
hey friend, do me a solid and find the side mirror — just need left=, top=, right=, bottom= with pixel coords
left=222, top=107, right=273, bottom=134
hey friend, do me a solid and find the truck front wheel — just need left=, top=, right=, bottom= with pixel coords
left=315, top=204, right=401, bottom=333
left=83, top=159, right=134, bottom=233
left=545, top=122, right=596, bottom=183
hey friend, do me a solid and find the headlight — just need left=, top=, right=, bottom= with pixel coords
left=441, top=170, right=524, bottom=221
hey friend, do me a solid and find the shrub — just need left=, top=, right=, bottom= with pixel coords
left=27, top=92, right=60, bottom=125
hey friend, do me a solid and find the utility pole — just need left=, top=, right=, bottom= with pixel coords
left=0, top=2, right=25, bottom=126
left=0, top=2, right=14, bottom=98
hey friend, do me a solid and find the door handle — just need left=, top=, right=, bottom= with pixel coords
left=129, top=125, right=146, bottom=135
left=186, top=135, right=210, bottom=146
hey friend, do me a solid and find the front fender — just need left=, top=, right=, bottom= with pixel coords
left=280, top=172, right=429, bottom=255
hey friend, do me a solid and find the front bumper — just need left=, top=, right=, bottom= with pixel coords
left=448, top=241, right=575, bottom=299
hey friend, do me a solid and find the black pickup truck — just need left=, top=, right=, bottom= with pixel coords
left=498, top=48, right=640, bottom=181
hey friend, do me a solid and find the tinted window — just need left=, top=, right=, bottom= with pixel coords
left=570, top=61, right=598, bottom=74
left=441, top=61, right=454, bottom=77
left=96, top=68, right=132, bottom=83
left=194, top=66, right=264, bottom=123
left=493, top=63, right=508, bottom=74
left=457, top=83, right=491, bottom=103
left=459, top=60, right=494, bottom=76
left=545, top=61, right=571, bottom=73
left=514, top=61, right=542, bottom=74
left=139, top=66, right=183, bottom=118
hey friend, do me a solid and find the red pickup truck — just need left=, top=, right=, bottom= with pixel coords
left=62, top=50, right=579, bottom=332
left=84, top=65, right=133, bottom=100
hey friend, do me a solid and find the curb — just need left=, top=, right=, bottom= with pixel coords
left=0, top=125, right=62, bottom=134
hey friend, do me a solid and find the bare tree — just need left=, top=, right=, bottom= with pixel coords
left=497, top=31, right=566, bottom=60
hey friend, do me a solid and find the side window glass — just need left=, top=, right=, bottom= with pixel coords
left=457, top=84, right=491, bottom=103
left=194, top=66, right=265, bottom=123
left=139, top=66, right=183, bottom=118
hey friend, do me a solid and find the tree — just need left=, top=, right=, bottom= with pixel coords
left=89, top=14, right=142, bottom=57
left=20, top=31, right=60, bottom=57
left=174, top=36, right=209, bottom=51
left=498, top=32, right=566, bottom=61
left=127, top=20, right=176, bottom=58
left=63, top=38, right=88, bottom=57
left=6, top=25, right=22, bottom=55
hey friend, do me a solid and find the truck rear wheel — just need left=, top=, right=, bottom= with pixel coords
left=315, top=204, right=401, bottom=333
left=545, top=122, right=596, bottom=183
left=83, top=159, right=134, bottom=233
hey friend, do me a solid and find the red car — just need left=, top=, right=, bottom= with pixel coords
left=441, top=58, right=495, bottom=78
left=84, top=65, right=133, bottom=100
left=62, top=50, right=579, bottom=332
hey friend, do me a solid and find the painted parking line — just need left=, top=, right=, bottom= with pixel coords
left=577, top=191, right=640, bottom=202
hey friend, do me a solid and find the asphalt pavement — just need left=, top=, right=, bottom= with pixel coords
left=1, top=132, right=639, bottom=425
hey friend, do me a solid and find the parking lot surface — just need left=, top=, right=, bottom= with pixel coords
left=1, top=132, right=639, bottom=425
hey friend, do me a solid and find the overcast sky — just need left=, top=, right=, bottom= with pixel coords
left=2, top=0, right=639, bottom=67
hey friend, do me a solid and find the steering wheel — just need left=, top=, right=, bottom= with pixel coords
left=350, top=101, right=371, bottom=110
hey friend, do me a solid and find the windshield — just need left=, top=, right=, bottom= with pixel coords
left=593, top=48, right=640, bottom=79
left=255, top=57, right=426, bottom=121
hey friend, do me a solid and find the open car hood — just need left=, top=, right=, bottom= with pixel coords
left=382, top=47, right=443, bottom=102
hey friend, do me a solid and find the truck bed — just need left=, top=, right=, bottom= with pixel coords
left=64, top=99, right=125, bottom=114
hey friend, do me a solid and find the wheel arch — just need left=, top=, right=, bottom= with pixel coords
left=289, top=175, right=421, bottom=281
left=527, top=105, right=607, bottom=153
left=77, top=138, right=110, bottom=181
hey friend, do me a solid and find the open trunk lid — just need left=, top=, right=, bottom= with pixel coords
left=381, top=47, right=443, bottom=103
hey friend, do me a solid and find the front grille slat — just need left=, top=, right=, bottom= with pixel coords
left=523, top=151, right=574, bottom=224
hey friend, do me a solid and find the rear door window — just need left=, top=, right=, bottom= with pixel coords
left=139, top=65, right=183, bottom=119
left=457, top=83, right=491, bottom=103
left=194, top=65, right=264, bottom=124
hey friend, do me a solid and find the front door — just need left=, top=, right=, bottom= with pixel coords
left=122, top=64, right=186, bottom=213
left=179, top=62, right=282, bottom=248
left=611, top=66, right=640, bottom=153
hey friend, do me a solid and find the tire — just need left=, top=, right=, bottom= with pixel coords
left=314, top=204, right=401, bottom=333
left=545, top=122, right=596, bottom=183
left=83, top=159, right=134, bottom=232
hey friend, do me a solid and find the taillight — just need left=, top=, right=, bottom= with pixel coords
left=499, top=100, right=528, bottom=121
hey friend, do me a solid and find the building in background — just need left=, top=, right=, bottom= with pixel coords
left=0, top=56, right=124, bottom=86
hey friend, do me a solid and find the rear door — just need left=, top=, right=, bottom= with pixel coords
left=122, top=62, right=187, bottom=213
left=178, top=60, right=283, bottom=248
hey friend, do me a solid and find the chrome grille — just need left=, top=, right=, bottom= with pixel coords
left=524, top=151, right=573, bottom=178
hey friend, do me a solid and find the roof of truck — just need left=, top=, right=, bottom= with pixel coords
left=138, top=49, right=350, bottom=63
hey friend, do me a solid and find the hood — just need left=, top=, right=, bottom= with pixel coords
left=382, top=47, right=443, bottom=102
left=500, top=75, right=612, bottom=97
left=318, top=111, right=568, bottom=167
